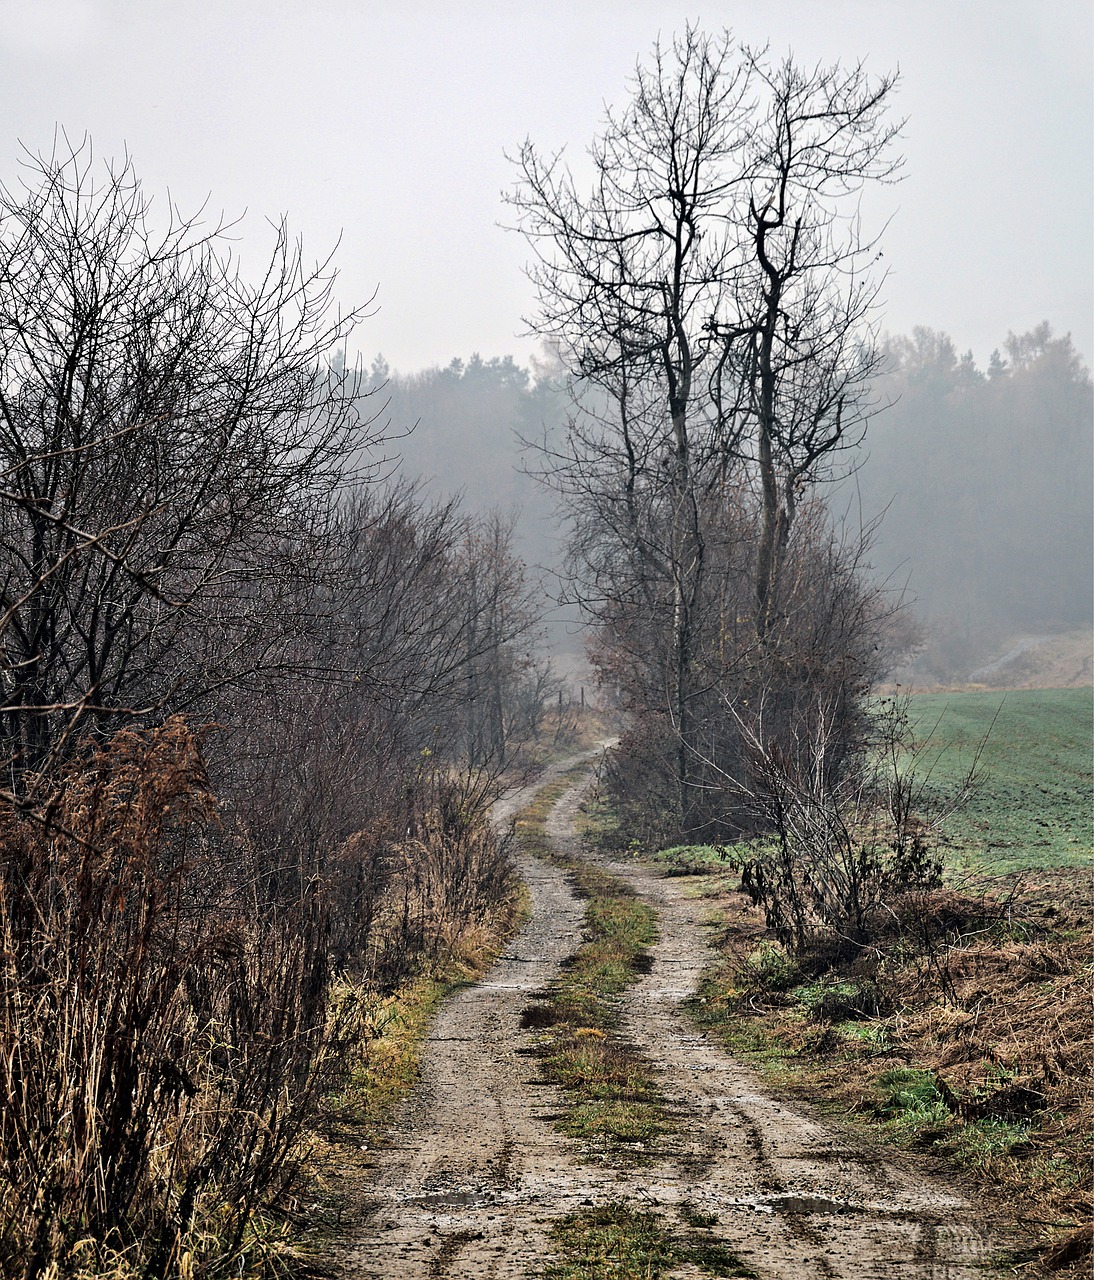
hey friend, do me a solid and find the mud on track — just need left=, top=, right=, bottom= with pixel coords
left=334, top=755, right=1014, bottom=1279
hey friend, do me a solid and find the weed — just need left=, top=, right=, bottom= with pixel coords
left=875, top=1067, right=947, bottom=1117
left=537, top=882, right=666, bottom=1155
left=743, top=941, right=801, bottom=992
left=0, top=721, right=527, bottom=1280
left=545, top=1203, right=757, bottom=1279
left=836, top=1021, right=892, bottom=1049
left=679, top=1202, right=719, bottom=1229
left=878, top=1099, right=953, bottom=1149
left=650, top=843, right=730, bottom=874
left=793, top=978, right=885, bottom=1022
left=949, top=1117, right=1032, bottom=1164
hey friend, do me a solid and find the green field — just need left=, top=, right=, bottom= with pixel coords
left=905, top=687, right=1093, bottom=873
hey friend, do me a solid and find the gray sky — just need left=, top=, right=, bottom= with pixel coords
left=1, top=0, right=1090, bottom=374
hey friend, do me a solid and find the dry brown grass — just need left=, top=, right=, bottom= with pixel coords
left=0, top=721, right=520, bottom=1279
left=691, top=870, right=1092, bottom=1271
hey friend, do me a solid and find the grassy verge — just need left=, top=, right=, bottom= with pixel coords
left=545, top=1202, right=757, bottom=1279
left=291, top=885, right=530, bottom=1264
left=679, top=876, right=1091, bottom=1267
left=587, top=689, right=1092, bottom=1268
left=687, top=916, right=1091, bottom=1269
left=516, top=775, right=672, bottom=1160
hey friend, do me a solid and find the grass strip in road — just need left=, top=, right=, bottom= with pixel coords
left=544, top=1202, right=758, bottom=1279
left=516, top=778, right=672, bottom=1159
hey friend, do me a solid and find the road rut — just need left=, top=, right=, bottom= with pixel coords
left=335, top=756, right=1011, bottom=1278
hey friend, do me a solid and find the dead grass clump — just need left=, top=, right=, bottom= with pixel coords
left=894, top=932, right=1092, bottom=1128
left=880, top=887, right=1003, bottom=942
left=0, top=719, right=358, bottom=1276
left=0, top=722, right=520, bottom=1279
left=366, top=772, right=519, bottom=988
left=693, top=874, right=1093, bottom=1265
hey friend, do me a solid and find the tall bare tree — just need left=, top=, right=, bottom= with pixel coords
left=712, top=51, right=901, bottom=635
left=510, top=28, right=901, bottom=832
left=510, top=29, right=752, bottom=828
left=0, top=139, right=379, bottom=786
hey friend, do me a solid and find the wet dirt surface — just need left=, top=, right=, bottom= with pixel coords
left=335, top=754, right=1013, bottom=1278
left=605, top=855, right=1008, bottom=1277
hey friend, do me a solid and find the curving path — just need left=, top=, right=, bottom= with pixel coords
left=335, top=755, right=1012, bottom=1278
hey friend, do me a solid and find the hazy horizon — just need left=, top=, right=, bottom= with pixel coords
left=1, top=0, right=1090, bottom=376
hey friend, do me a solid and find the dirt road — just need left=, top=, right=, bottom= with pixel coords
left=335, top=758, right=1011, bottom=1278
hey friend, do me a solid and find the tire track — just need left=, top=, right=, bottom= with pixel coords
left=335, top=755, right=615, bottom=1278
left=606, top=855, right=1013, bottom=1278
left=335, top=756, right=1015, bottom=1278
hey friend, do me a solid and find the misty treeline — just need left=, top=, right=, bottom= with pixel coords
left=0, top=143, right=552, bottom=1276
left=375, top=325, right=1093, bottom=681
left=854, top=323, right=1093, bottom=675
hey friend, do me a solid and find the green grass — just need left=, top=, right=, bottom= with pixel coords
left=520, top=785, right=672, bottom=1158
left=544, top=1203, right=758, bottom=1279
left=872, top=1069, right=1036, bottom=1166
left=538, top=877, right=668, bottom=1153
left=905, top=687, right=1092, bottom=872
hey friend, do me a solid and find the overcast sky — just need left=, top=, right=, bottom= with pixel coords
left=1, top=0, right=1090, bottom=375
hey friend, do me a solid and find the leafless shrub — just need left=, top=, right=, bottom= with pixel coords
left=726, top=696, right=952, bottom=959
left=0, top=137, right=538, bottom=1277
left=0, top=137, right=382, bottom=790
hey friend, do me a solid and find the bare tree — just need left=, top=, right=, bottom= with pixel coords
left=0, top=138, right=379, bottom=787
left=710, top=51, right=902, bottom=635
left=510, top=29, right=752, bottom=829
left=510, top=28, right=902, bottom=833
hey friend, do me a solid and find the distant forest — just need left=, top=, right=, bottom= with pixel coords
left=363, top=324, right=1093, bottom=676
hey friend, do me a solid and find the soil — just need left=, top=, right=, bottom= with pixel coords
left=332, top=753, right=1018, bottom=1278
left=886, top=627, right=1093, bottom=693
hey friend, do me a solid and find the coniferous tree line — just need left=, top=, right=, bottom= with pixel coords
left=852, top=324, right=1093, bottom=676
left=361, top=329, right=1092, bottom=683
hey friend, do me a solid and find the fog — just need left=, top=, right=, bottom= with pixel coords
left=361, top=326, right=1092, bottom=678
left=2, top=0, right=1091, bottom=676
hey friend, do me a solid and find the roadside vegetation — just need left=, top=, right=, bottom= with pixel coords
left=0, top=143, right=554, bottom=1280
left=0, top=718, right=527, bottom=1280
left=605, top=686, right=1093, bottom=1273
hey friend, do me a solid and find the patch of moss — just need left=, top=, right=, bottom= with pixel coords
left=545, top=1203, right=757, bottom=1279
